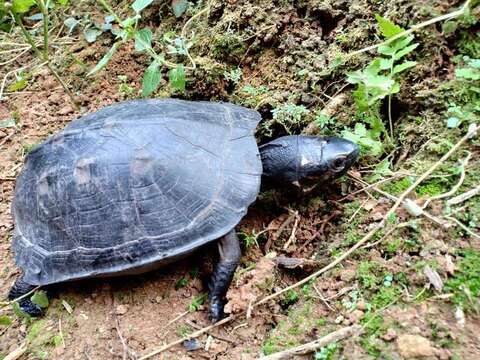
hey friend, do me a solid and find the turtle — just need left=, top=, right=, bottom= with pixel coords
left=7, top=99, right=359, bottom=321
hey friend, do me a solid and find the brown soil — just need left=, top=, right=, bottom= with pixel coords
left=1, top=0, right=479, bottom=359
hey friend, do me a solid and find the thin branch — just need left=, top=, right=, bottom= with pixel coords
left=422, top=152, right=471, bottom=209
left=447, top=185, right=480, bottom=206
left=260, top=325, right=362, bottom=360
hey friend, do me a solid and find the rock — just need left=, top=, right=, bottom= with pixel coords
left=348, top=309, right=364, bottom=323
left=339, top=268, right=356, bottom=282
left=0, top=130, right=7, bottom=138
left=356, top=299, right=367, bottom=311
left=115, top=304, right=128, bottom=315
left=183, top=338, right=201, bottom=351
left=397, top=334, right=435, bottom=358
left=423, top=265, right=443, bottom=292
left=58, top=105, right=74, bottom=116
left=382, top=328, right=397, bottom=341
left=75, top=313, right=89, bottom=325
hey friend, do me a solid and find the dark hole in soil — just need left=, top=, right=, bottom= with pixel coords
left=380, top=96, right=409, bottom=128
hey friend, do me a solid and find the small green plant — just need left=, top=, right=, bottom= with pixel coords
left=280, top=289, right=299, bottom=307
left=188, top=293, right=207, bottom=312
left=87, top=0, right=205, bottom=96
left=175, top=277, right=188, bottom=290
left=261, top=103, right=310, bottom=136
left=344, top=15, right=418, bottom=156
left=314, top=343, right=338, bottom=360
left=223, top=68, right=242, bottom=84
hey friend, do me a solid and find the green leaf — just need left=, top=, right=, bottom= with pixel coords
left=392, top=61, right=417, bottom=74
left=172, top=0, right=188, bottom=17
left=0, top=118, right=16, bottom=128
left=447, top=117, right=461, bottom=128
left=394, top=43, right=419, bottom=60
left=131, top=0, right=154, bottom=13
left=168, top=65, right=185, bottom=91
left=142, top=61, right=161, bottom=97
left=31, top=291, right=49, bottom=308
left=375, top=14, right=404, bottom=38
left=379, top=58, right=394, bottom=70
left=442, top=21, right=458, bottom=35
left=83, top=27, right=102, bottom=43
left=64, top=17, right=79, bottom=34
left=134, top=28, right=152, bottom=51
left=87, top=42, right=120, bottom=76
left=7, top=78, right=27, bottom=92
left=455, top=67, right=480, bottom=80
left=12, top=0, right=36, bottom=13
left=0, top=315, right=12, bottom=326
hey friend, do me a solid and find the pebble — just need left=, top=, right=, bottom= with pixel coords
left=115, top=304, right=128, bottom=315
left=339, top=269, right=356, bottom=282
left=382, top=328, right=397, bottom=341
left=0, top=130, right=6, bottom=138
left=397, top=334, right=435, bottom=359
left=356, top=299, right=367, bottom=311
left=183, top=338, right=201, bottom=351
left=58, top=105, right=74, bottom=116
left=348, top=309, right=364, bottom=323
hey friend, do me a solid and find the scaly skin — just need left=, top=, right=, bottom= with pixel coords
left=8, top=277, right=43, bottom=316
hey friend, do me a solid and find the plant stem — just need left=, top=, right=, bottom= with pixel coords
left=11, top=11, right=79, bottom=109
left=12, top=12, right=45, bottom=60
left=36, top=0, right=49, bottom=60
left=98, top=0, right=122, bottom=24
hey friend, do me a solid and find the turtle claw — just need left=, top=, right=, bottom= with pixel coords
left=208, top=297, right=225, bottom=323
left=18, top=299, right=43, bottom=317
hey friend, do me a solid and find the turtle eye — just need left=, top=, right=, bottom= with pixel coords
left=331, top=156, right=347, bottom=171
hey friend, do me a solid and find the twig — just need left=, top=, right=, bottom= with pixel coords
left=114, top=315, right=137, bottom=360
left=347, top=0, right=472, bottom=58
left=349, top=174, right=450, bottom=227
left=447, top=185, right=480, bottom=206
left=422, top=152, right=471, bottom=209
left=59, top=318, right=66, bottom=349
left=260, top=325, right=362, bottom=360
left=361, top=221, right=411, bottom=249
left=4, top=342, right=27, bottom=360
left=0, top=285, right=41, bottom=308
left=138, top=314, right=240, bottom=360
left=139, top=125, right=477, bottom=358
left=283, top=211, right=299, bottom=250
left=445, top=216, right=480, bottom=240
left=185, top=320, right=235, bottom=344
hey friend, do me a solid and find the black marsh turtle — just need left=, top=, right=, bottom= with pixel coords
left=8, top=99, right=358, bottom=321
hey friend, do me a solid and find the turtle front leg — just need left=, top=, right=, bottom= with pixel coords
left=8, top=276, right=44, bottom=316
left=208, top=230, right=241, bottom=322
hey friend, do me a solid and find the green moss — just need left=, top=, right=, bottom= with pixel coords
left=445, top=249, right=480, bottom=313
left=416, top=179, right=449, bottom=196
left=382, top=177, right=413, bottom=196
left=211, top=33, right=246, bottom=62
left=358, top=261, right=381, bottom=290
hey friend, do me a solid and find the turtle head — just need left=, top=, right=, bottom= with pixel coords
left=260, top=135, right=359, bottom=186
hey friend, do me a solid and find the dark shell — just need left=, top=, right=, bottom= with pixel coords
left=12, top=99, right=262, bottom=285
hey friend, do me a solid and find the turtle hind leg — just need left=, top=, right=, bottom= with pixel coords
left=208, top=230, right=241, bottom=322
left=8, top=277, right=44, bottom=316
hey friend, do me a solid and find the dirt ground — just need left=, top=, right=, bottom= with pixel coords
left=1, top=0, right=480, bottom=359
